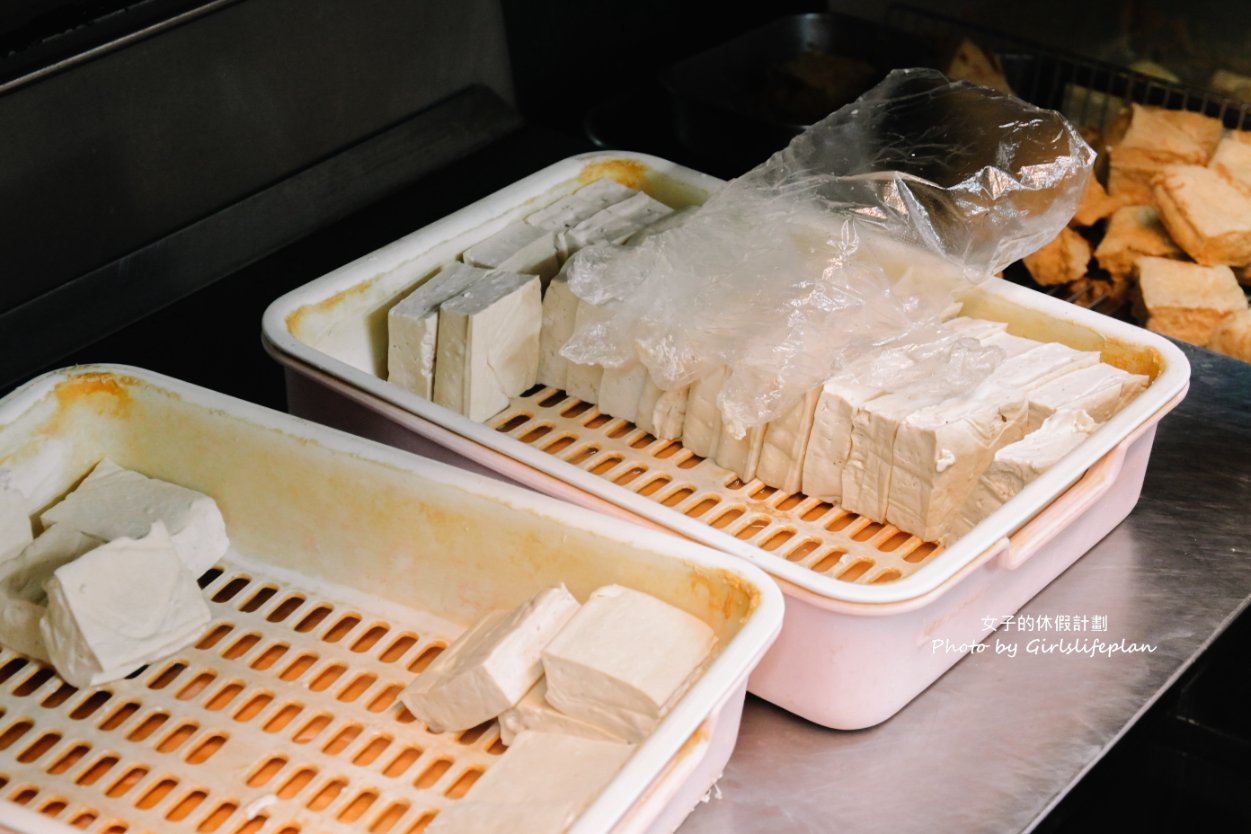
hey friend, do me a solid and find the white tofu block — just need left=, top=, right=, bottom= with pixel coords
left=1, top=485, right=32, bottom=564
left=433, top=271, right=542, bottom=422
left=886, top=388, right=1030, bottom=541
left=386, top=262, right=489, bottom=398
left=463, top=222, right=560, bottom=284
left=537, top=269, right=580, bottom=389
left=525, top=178, right=637, bottom=232
left=756, top=388, right=821, bottom=493
left=597, top=362, right=650, bottom=425
left=635, top=380, right=689, bottom=440
left=401, top=586, right=579, bottom=733
left=714, top=423, right=766, bottom=483
left=681, top=368, right=728, bottom=458
left=557, top=192, right=674, bottom=259
left=39, top=523, right=211, bottom=688
left=41, top=459, right=228, bottom=577
left=624, top=205, right=696, bottom=245
left=542, top=585, right=715, bottom=741
left=982, top=342, right=1101, bottom=392
left=498, top=678, right=624, bottom=746
left=0, top=526, right=105, bottom=662
left=0, top=440, right=72, bottom=515
left=1026, top=363, right=1149, bottom=431
left=948, top=410, right=1097, bottom=542
left=427, top=731, right=634, bottom=834
left=943, top=317, right=1008, bottom=340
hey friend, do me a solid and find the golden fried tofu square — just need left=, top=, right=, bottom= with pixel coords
left=1133, top=256, right=1247, bottom=344
left=1093, top=205, right=1183, bottom=280
left=1208, top=309, right=1251, bottom=362
left=1071, top=176, right=1120, bottom=226
left=1209, top=136, right=1251, bottom=189
left=1108, top=105, right=1223, bottom=205
left=1154, top=164, right=1251, bottom=265
left=1023, top=227, right=1092, bottom=286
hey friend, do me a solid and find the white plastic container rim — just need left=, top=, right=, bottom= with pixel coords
left=0, top=365, right=786, bottom=834
left=262, top=151, right=1192, bottom=608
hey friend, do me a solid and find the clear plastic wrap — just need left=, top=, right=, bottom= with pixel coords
left=561, top=68, right=1094, bottom=435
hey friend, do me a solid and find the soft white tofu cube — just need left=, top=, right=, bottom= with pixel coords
left=40, top=459, right=228, bottom=577
left=542, top=585, right=715, bottom=741
left=426, top=731, right=634, bottom=834
left=39, top=522, right=211, bottom=688
left=401, top=586, right=579, bottom=733
left=561, top=300, right=606, bottom=404
left=498, top=678, right=624, bottom=746
left=433, top=271, right=542, bottom=422
left=624, top=205, right=696, bottom=245
left=802, top=375, right=889, bottom=503
left=0, top=523, right=104, bottom=661
left=948, top=410, right=1097, bottom=543
left=525, top=178, right=637, bottom=232
left=842, top=391, right=935, bottom=522
left=463, top=222, right=560, bottom=284
left=756, top=388, right=821, bottom=493
left=387, top=262, right=489, bottom=398
left=596, top=362, right=650, bottom=425
left=714, top=423, right=766, bottom=483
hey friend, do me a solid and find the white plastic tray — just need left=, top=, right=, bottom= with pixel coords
left=0, top=366, right=782, bottom=834
left=261, top=152, right=1191, bottom=727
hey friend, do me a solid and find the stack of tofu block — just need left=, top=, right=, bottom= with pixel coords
left=401, top=584, right=716, bottom=834
left=387, top=178, right=682, bottom=422
left=0, top=459, right=228, bottom=687
left=540, top=307, right=1148, bottom=545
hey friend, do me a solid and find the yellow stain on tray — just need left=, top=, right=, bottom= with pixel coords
left=53, top=372, right=135, bottom=419
left=579, top=159, right=649, bottom=190
left=286, top=276, right=381, bottom=340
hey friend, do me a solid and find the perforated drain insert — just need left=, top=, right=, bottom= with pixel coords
left=493, top=387, right=944, bottom=585
left=0, top=567, right=500, bottom=834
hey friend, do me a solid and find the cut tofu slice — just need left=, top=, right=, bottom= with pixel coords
left=542, top=585, right=715, bottom=741
left=557, top=192, right=673, bottom=259
left=1133, top=256, right=1248, bottom=344
left=681, top=368, right=728, bottom=458
left=426, top=731, right=634, bottom=834
left=635, top=380, right=689, bottom=440
left=597, top=362, right=650, bottom=425
left=0, top=526, right=105, bottom=661
left=537, top=267, right=579, bottom=390
left=433, top=271, right=542, bottom=422
left=1093, top=205, right=1183, bottom=281
left=1208, top=308, right=1251, bottom=362
left=562, top=300, right=606, bottom=404
left=401, top=586, right=579, bottom=733
left=1108, top=104, right=1222, bottom=205
left=387, top=262, right=488, bottom=398
left=1022, top=227, right=1092, bottom=286
left=40, top=459, right=229, bottom=577
left=1208, top=135, right=1251, bottom=189
left=843, top=391, right=939, bottom=523
left=39, top=522, right=211, bottom=688
left=714, top=422, right=765, bottom=483
left=525, top=178, right=637, bottom=232
left=498, top=678, right=624, bottom=746
left=947, top=410, right=1097, bottom=543
left=1154, top=164, right=1251, bottom=265
left=1026, top=363, right=1149, bottom=430
left=624, top=205, right=696, bottom=245
left=755, top=389, right=820, bottom=493
left=463, top=222, right=560, bottom=284
left=1, top=485, right=32, bottom=564
left=1071, top=176, right=1119, bottom=226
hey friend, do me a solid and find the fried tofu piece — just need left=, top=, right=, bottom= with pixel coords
left=1133, top=256, right=1247, bottom=344
left=1154, top=164, right=1251, bottom=265
left=1208, top=309, right=1251, bottom=362
left=1209, top=136, right=1251, bottom=189
left=946, top=38, right=1013, bottom=95
left=1108, top=105, right=1222, bottom=205
left=1093, top=205, right=1183, bottom=280
left=1069, top=275, right=1131, bottom=308
left=1071, top=176, right=1120, bottom=226
left=1023, top=227, right=1092, bottom=286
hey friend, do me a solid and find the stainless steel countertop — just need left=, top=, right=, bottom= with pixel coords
left=681, top=342, right=1251, bottom=834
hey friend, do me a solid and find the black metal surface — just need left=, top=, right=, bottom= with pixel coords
left=660, top=13, right=933, bottom=169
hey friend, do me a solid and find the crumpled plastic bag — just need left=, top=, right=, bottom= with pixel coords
left=560, top=68, right=1094, bottom=436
